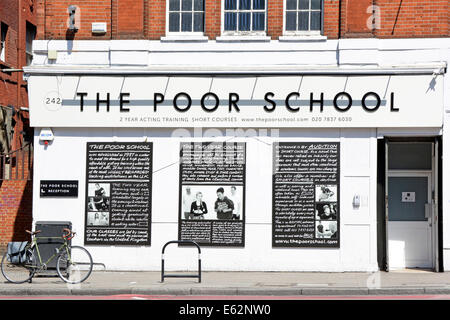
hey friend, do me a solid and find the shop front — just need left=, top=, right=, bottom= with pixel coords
left=23, top=66, right=446, bottom=272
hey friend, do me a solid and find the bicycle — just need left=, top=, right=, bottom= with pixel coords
left=1, top=228, right=93, bottom=284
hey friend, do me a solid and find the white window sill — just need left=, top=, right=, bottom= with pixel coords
left=279, top=35, right=327, bottom=42
left=160, top=35, right=209, bottom=42
left=216, top=35, right=271, bottom=42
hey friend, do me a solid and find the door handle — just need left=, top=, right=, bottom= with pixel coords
left=424, top=203, right=432, bottom=219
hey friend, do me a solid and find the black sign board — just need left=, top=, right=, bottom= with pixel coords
left=85, top=142, right=152, bottom=246
left=273, top=142, right=340, bottom=248
left=40, top=180, right=78, bottom=197
left=178, top=142, right=246, bottom=247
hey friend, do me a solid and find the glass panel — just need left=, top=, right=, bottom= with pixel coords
left=239, top=0, right=251, bottom=10
left=298, top=11, right=309, bottom=30
left=181, top=12, right=192, bottom=31
left=252, top=12, right=265, bottom=31
left=193, top=12, right=204, bottom=31
left=286, top=12, right=297, bottom=30
left=388, top=143, right=432, bottom=170
left=239, top=12, right=251, bottom=31
left=194, top=0, right=204, bottom=11
left=169, top=13, right=180, bottom=31
left=169, top=0, right=180, bottom=11
left=182, top=0, right=192, bottom=11
left=286, top=0, right=297, bottom=10
left=225, top=0, right=237, bottom=10
left=253, top=0, right=265, bottom=10
left=224, top=12, right=237, bottom=30
left=299, top=0, right=309, bottom=10
left=311, top=0, right=321, bottom=10
left=311, top=11, right=321, bottom=30
left=388, top=177, right=428, bottom=221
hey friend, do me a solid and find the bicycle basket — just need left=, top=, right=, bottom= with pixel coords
left=6, top=241, right=29, bottom=264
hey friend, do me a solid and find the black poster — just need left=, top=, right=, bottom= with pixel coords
left=179, top=142, right=246, bottom=247
left=85, top=142, right=152, bottom=246
left=40, top=180, right=78, bottom=197
left=273, top=142, right=340, bottom=248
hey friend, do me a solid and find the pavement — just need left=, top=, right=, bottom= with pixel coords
left=1, top=269, right=450, bottom=297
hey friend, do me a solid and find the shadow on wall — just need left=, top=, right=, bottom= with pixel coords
left=12, top=178, right=33, bottom=243
left=0, top=179, right=32, bottom=255
left=65, top=31, right=75, bottom=53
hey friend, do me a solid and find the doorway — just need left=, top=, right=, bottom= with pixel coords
left=381, top=139, right=440, bottom=271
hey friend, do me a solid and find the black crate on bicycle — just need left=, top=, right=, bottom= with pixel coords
left=34, top=221, right=72, bottom=270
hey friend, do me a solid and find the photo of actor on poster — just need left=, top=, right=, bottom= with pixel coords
left=315, top=203, right=338, bottom=220
left=87, top=183, right=110, bottom=212
left=180, top=185, right=243, bottom=221
left=315, top=221, right=338, bottom=239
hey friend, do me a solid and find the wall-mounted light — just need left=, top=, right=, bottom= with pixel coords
left=68, top=5, right=78, bottom=32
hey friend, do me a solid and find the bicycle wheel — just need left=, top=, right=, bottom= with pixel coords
left=56, top=246, right=93, bottom=284
left=1, top=248, right=36, bottom=284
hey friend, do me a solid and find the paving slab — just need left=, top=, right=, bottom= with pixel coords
left=0, top=271, right=449, bottom=296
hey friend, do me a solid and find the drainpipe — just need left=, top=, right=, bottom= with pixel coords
left=15, top=0, right=22, bottom=150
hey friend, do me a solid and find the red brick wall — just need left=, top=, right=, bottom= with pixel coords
left=0, top=145, right=33, bottom=251
left=0, top=179, right=33, bottom=251
left=0, top=0, right=35, bottom=131
left=0, top=0, right=35, bottom=251
left=205, top=0, right=221, bottom=39
left=342, top=0, right=374, bottom=37
left=147, top=0, right=165, bottom=40
left=373, top=0, right=449, bottom=38
left=115, top=0, right=145, bottom=39
left=268, top=0, right=283, bottom=40
left=40, top=0, right=112, bottom=40
left=339, top=0, right=449, bottom=38
left=324, top=0, right=340, bottom=39
left=34, top=0, right=450, bottom=40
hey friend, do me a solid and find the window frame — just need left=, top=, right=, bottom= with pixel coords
left=221, top=0, right=268, bottom=36
left=282, top=0, right=324, bottom=36
left=25, top=22, right=36, bottom=66
left=165, top=0, right=206, bottom=36
left=0, top=22, right=8, bottom=63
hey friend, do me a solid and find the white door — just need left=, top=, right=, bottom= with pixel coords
left=387, top=172, right=433, bottom=269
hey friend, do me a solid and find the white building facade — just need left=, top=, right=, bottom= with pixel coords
left=24, top=37, right=450, bottom=272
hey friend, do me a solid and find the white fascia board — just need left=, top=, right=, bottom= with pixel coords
left=379, top=38, right=450, bottom=50
left=32, top=38, right=450, bottom=53
left=147, top=39, right=339, bottom=52
left=32, top=40, right=111, bottom=52
left=110, top=40, right=153, bottom=51
left=23, top=63, right=447, bottom=76
left=338, top=38, right=380, bottom=50
left=32, top=40, right=340, bottom=54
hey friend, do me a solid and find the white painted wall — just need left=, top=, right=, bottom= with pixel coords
left=32, top=127, right=379, bottom=271
left=26, top=37, right=450, bottom=271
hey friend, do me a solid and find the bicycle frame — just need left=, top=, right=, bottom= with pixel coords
left=30, top=235, right=70, bottom=270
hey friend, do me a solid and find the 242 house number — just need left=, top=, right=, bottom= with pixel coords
left=46, top=97, right=61, bottom=104
left=44, top=92, right=63, bottom=111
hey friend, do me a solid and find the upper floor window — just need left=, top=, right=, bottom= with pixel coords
left=168, top=0, right=205, bottom=33
left=285, top=0, right=322, bottom=34
left=26, top=22, right=37, bottom=66
left=224, top=0, right=266, bottom=34
left=0, top=22, right=8, bottom=62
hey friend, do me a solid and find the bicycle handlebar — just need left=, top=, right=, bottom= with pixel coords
left=25, top=230, right=41, bottom=235
left=62, top=228, right=76, bottom=241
